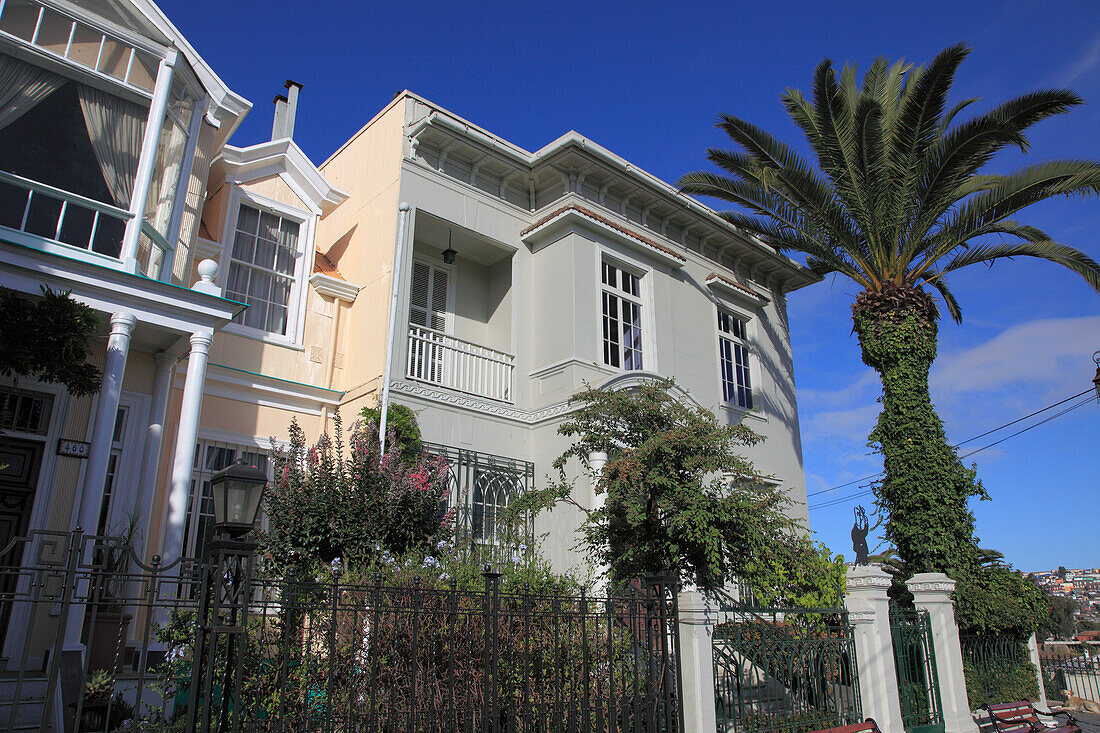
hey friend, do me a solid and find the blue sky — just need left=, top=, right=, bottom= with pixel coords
left=164, top=0, right=1099, bottom=572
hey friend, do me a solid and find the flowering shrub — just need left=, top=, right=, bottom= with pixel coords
left=260, top=412, right=451, bottom=574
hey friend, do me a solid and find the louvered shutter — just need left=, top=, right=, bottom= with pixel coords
left=409, top=261, right=449, bottom=333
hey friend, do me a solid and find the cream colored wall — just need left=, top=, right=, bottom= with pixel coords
left=316, top=97, right=407, bottom=409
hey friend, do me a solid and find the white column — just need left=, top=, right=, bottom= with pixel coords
left=678, top=590, right=717, bottom=733
left=134, top=353, right=175, bottom=556
left=1027, top=633, right=1049, bottom=709
left=160, top=331, right=211, bottom=563
left=587, top=451, right=608, bottom=511
left=76, top=312, right=136, bottom=533
left=846, top=565, right=905, bottom=733
left=120, top=49, right=177, bottom=269
left=908, top=573, right=980, bottom=733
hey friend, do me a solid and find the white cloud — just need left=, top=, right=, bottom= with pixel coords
left=1056, top=30, right=1100, bottom=87
left=930, top=315, right=1100, bottom=401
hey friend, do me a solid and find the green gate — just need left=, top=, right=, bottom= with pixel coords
left=890, top=607, right=944, bottom=733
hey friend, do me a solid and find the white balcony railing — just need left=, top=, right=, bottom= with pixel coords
left=406, top=324, right=515, bottom=403
left=0, top=169, right=133, bottom=261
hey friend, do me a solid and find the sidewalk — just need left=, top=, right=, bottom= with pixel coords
left=1076, top=712, right=1100, bottom=733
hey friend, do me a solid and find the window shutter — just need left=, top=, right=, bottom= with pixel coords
left=409, top=261, right=450, bottom=333
left=410, top=261, right=430, bottom=327
left=429, top=267, right=449, bottom=331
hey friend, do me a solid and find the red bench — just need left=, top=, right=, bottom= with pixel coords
left=806, top=719, right=882, bottom=733
left=980, top=701, right=1080, bottom=733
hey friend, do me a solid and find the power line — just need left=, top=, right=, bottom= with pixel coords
left=807, top=392, right=1096, bottom=511
left=805, top=387, right=1095, bottom=499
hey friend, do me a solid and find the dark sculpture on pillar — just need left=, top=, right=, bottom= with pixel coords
left=851, top=505, right=869, bottom=565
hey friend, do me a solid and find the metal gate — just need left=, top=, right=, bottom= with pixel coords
left=890, top=607, right=944, bottom=733
left=0, top=528, right=683, bottom=733
left=713, top=602, right=861, bottom=733
left=1037, top=641, right=1100, bottom=703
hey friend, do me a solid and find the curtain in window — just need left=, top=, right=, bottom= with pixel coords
left=0, top=53, right=64, bottom=130
left=77, top=84, right=147, bottom=208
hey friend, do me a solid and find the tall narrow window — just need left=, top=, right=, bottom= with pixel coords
left=718, top=308, right=753, bottom=409
left=601, top=261, right=643, bottom=370
left=225, top=203, right=301, bottom=336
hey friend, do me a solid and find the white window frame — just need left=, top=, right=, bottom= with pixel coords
left=715, top=304, right=757, bottom=412
left=598, top=250, right=654, bottom=373
left=218, top=186, right=314, bottom=349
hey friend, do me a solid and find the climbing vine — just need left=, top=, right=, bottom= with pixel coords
left=852, top=285, right=986, bottom=578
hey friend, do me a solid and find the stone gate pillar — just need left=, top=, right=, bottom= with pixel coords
left=907, top=573, right=980, bottom=733
left=846, top=565, right=905, bottom=733
left=677, top=590, right=718, bottom=733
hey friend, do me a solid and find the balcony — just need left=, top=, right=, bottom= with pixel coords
left=406, top=324, right=515, bottom=402
left=0, top=170, right=131, bottom=262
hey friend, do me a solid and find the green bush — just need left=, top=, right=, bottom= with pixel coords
left=963, top=659, right=1038, bottom=706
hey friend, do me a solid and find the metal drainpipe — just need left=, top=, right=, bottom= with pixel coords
left=378, top=202, right=411, bottom=463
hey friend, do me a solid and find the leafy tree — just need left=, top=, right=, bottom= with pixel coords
left=0, top=287, right=101, bottom=395
left=359, top=402, right=423, bottom=464
left=534, top=378, right=805, bottom=595
left=679, top=44, right=1100, bottom=577
left=954, top=565, right=1046, bottom=635
left=1039, top=594, right=1079, bottom=640
left=260, top=412, right=450, bottom=574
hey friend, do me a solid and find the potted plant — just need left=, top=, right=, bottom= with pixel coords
left=75, top=670, right=133, bottom=731
left=82, top=518, right=138, bottom=672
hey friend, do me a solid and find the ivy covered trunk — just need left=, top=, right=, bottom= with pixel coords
left=852, top=285, right=983, bottom=576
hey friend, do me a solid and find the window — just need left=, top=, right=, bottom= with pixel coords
left=95, top=406, right=127, bottom=535
left=601, top=261, right=644, bottom=370
left=717, top=308, right=753, bottom=409
left=225, top=202, right=302, bottom=336
left=0, top=387, right=53, bottom=435
left=184, top=441, right=271, bottom=557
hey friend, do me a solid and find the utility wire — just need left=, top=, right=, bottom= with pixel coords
left=807, top=392, right=1096, bottom=511
left=805, top=387, right=1095, bottom=499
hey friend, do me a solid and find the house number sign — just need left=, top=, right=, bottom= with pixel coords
left=57, top=439, right=91, bottom=458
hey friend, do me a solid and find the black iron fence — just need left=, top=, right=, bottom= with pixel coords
left=712, top=603, right=861, bottom=733
left=0, top=528, right=683, bottom=733
left=959, top=634, right=1037, bottom=705
left=1038, top=641, right=1100, bottom=704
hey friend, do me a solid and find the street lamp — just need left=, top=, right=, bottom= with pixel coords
left=187, top=458, right=266, bottom=732
left=209, top=458, right=267, bottom=539
left=1092, top=351, right=1100, bottom=402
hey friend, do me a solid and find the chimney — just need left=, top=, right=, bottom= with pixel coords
left=283, top=80, right=303, bottom=140
left=271, top=94, right=288, bottom=140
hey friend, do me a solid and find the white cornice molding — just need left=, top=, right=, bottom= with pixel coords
left=309, top=272, right=359, bottom=302
left=705, top=273, right=769, bottom=307
left=218, top=139, right=348, bottom=215
left=390, top=380, right=575, bottom=425
left=521, top=199, right=685, bottom=270
left=194, top=237, right=221, bottom=261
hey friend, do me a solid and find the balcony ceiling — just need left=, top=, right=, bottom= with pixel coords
left=413, top=210, right=514, bottom=267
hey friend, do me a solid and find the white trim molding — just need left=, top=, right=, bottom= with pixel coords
left=705, top=273, right=770, bottom=307
left=216, top=138, right=348, bottom=215
left=309, top=273, right=360, bottom=302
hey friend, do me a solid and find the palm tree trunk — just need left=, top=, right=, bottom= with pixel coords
left=851, top=285, right=984, bottom=576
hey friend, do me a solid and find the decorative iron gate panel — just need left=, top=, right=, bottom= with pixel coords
left=1037, top=641, right=1100, bottom=703
left=713, top=604, right=861, bottom=733
left=890, top=607, right=944, bottom=733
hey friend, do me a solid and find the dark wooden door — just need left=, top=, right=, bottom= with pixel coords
left=0, top=438, right=43, bottom=641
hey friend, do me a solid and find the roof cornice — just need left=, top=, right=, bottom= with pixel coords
left=218, top=139, right=349, bottom=215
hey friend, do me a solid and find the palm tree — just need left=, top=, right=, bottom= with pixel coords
left=679, top=44, right=1100, bottom=577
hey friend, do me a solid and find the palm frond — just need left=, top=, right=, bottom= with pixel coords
left=920, top=272, right=963, bottom=323
left=938, top=240, right=1100, bottom=292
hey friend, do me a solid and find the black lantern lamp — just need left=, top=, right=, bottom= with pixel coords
left=1093, top=351, right=1100, bottom=403
left=209, top=458, right=267, bottom=539
left=442, top=229, right=457, bottom=265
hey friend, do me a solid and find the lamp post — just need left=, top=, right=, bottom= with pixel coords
left=186, top=458, right=266, bottom=733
